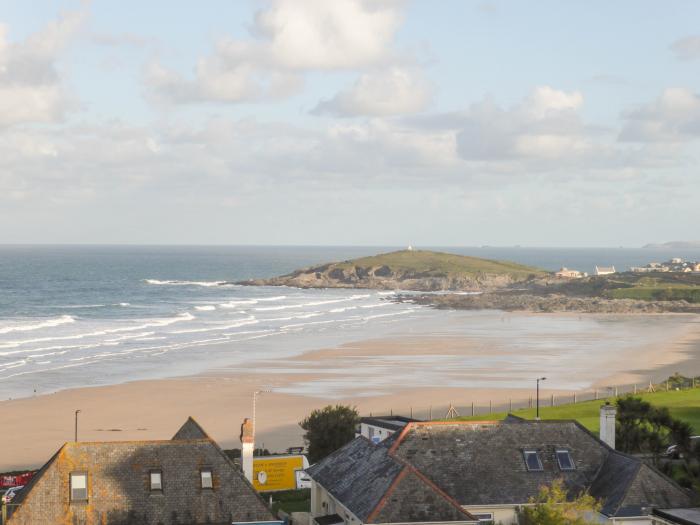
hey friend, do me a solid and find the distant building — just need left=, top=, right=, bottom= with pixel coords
left=555, top=267, right=585, bottom=279
left=307, top=406, right=695, bottom=525
left=357, top=415, right=419, bottom=444
left=6, top=417, right=276, bottom=525
left=595, top=266, right=616, bottom=275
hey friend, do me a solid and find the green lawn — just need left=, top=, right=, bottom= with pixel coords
left=452, top=388, right=700, bottom=433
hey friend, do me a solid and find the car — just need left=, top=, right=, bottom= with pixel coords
left=1, top=485, right=24, bottom=505
left=664, top=436, right=700, bottom=459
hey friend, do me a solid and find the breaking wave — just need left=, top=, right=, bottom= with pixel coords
left=0, top=315, right=75, bottom=335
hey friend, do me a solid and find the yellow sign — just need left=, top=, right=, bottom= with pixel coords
left=253, top=455, right=306, bottom=492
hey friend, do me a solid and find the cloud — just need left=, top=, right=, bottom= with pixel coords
left=671, top=35, right=700, bottom=61
left=620, top=87, right=700, bottom=142
left=451, top=86, right=589, bottom=162
left=146, top=0, right=405, bottom=105
left=0, top=10, right=85, bottom=127
left=311, top=67, right=431, bottom=117
left=254, top=0, right=402, bottom=69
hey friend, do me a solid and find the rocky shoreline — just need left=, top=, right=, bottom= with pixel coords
left=399, top=292, right=700, bottom=314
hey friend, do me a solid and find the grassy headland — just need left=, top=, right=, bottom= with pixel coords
left=239, top=249, right=547, bottom=291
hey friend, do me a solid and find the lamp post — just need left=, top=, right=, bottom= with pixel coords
left=536, top=378, right=546, bottom=420
left=74, top=409, right=81, bottom=441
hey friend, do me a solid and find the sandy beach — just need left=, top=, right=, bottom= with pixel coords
left=2, top=313, right=700, bottom=471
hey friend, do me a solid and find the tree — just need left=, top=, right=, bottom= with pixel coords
left=519, top=479, right=601, bottom=525
left=616, top=396, right=692, bottom=460
left=299, top=405, right=360, bottom=464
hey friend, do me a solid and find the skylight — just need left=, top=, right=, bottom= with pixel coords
left=556, top=450, right=575, bottom=471
left=523, top=450, right=543, bottom=471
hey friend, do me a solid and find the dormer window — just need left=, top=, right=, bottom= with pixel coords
left=150, top=470, right=163, bottom=491
left=200, top=468, right=213, bottom=489
left=556, top=450, right=575, bottom=471
left=70, top=472, right=88, bottom=501
left=523, top=450, right=543, bottom=471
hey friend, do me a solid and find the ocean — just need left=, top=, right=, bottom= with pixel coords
left=1, top=245, right=699, bottom=400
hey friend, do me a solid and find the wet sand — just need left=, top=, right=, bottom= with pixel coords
left=2, top=313, right=700, bottom=471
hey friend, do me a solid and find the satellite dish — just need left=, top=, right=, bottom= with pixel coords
left=257, top=471, right=268, bottom=485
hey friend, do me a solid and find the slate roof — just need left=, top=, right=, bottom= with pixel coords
left=360, top=416, right=420, bottom=433
left=306, top=437, right=476, bottom=523
left=654, top=508, right=700, bottom=525
left=308, top=420, right=695, bottom=522
left=7, top=417, right=274, bottom=525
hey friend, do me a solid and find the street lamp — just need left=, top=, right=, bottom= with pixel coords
left=536, top=378, right=547, bottom=420
left=74, top=409, right=81, bottom=441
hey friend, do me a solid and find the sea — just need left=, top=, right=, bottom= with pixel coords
left=1, top=245, right=700, bottom=400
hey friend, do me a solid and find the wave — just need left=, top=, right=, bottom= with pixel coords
left=257, top=295, right=287, bottom=302
left=330, top=306, right=357, bottom=313
left=0, top=315, right=75, bottom=335
left=220, top=299, right=258, bottom=308
left=255, top=294, right=371, bottom=312
left=0, top=313, right=195, bottom=351
left=195, top=305, right=217, bottom=311
left=170, top=316, right=258, bottom=334
left=144, top=279, right=233, bottom=287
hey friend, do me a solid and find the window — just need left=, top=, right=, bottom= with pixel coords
left=556, top=450, right=575, bottom=471
left=70, top=472, right=88, bottom=501
left=200, top=468, right=213, bottom=489
left=523, top=450, right=543, bottom=471
left=150, top=470, right=162, bottom=491
left=472, top=513, right=494, bottom=523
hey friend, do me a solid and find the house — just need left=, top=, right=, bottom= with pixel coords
left=6, top=417, right=276, bottom=525
left=306, top=406, right=694, bottom=525
left=555, top=267, right=585, bottom=279
left=595, top=266, right=616, bottom=276
left=357, top=415, right=420, bottom=444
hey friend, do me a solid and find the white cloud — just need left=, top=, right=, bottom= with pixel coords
left=312, top=67, right=431, bottom=117
left=671, top=35, right=700, bottom=61
left=452, top=86, right=589, bottom=162
left=0, top=10, right=85, bottom=127
left=620, top=87, right=700, bottom=142
left=255, top=0, right=402, bottom=69
left=145, top=0, right=405, bottom=105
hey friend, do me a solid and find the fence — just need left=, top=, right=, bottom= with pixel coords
left=361, top=377, right=700, bottom=421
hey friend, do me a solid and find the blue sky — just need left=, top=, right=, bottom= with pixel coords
left=1, top=1, right=699, bottom=246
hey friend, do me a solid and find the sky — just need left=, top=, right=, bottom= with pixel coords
left=1, top=0, right=699, bottom=247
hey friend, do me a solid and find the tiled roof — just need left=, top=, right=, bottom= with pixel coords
left=306, top=437, right=475, bottom=523
left=7, top=417, right=274, bottom=525
left=308, top=419, right=695, bottom=521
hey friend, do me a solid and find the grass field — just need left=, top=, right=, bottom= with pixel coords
left=452, top=388, right=700, bottom=433
left=335, top=249, right=546, bottom=278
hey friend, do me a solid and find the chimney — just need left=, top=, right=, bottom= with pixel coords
left=599, top=402, right=616, bottom=449
left=240, top=418, right=254, bottom=482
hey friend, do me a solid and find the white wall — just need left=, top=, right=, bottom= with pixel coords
left=358, top=423, right=396, bottom=443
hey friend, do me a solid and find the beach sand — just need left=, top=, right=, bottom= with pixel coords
left=2, top=313, right=700, bottom=471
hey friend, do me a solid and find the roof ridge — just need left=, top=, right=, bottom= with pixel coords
left=364, top=463, right=477, bottom=524
left=609, top=453, right=643, bottom=515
